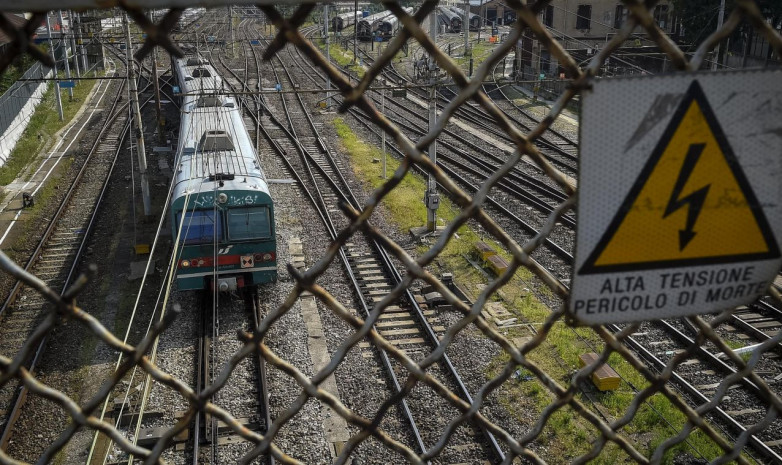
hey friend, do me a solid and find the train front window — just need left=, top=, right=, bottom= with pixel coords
left=227, top=207, right=271, bottom=240
left=177, top=210, right=223, bottom=244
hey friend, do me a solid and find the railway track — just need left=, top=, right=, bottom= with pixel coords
left=0, top=69, right=128, bottom=452
left=290, top=21, right=782, bottom=461
left=296, top=27, right=576, bottom=274
left=210, top=22, right=508, bottom=462
left=333, top=35, right=576, bottom=199
left=194, top=287, right=272, bottom=464
left=347, top=35, right=580, bottom=175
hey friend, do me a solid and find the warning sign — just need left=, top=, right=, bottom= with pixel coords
left=571, top=70, right=782, bottom=325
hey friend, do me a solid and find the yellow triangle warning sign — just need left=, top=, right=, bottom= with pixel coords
left=580, top=80, right=780, bottom=274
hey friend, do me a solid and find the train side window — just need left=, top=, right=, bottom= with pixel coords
left=227, top=207, right=271, bottom=241
left=177, top=210, right=223, bottom=244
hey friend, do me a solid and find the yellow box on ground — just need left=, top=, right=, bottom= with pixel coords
left=578, top=353, right=621, bottom=391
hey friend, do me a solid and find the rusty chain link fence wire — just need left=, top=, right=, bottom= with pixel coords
left=0, top=0, right=781, bottom=463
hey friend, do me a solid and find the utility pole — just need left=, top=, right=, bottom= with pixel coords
left=124, top=13, right=151, bottom=216
left=478, top=2, right=483, bottom=41
left=46, top=14, right=64, bottom=121
left=149, top=11, right=164, bottom=144
left=325, top=3, right=331, bottom=106
left=74, top=12, right=87, bottom=74
left=68, top=11, right=80, bottom=78
left=353, top=0, right=358, bottom=64
left=712, top=0, right=726, bottom=70
left=152, top=50, right=164, bottom=143
left=58, top=10, right=73, bottom=99
left=426, top=11, right=439, bottom=232
left=381, top=79, right=386, bottom=179
left=229, top=6, right=235, bottom=57
left=463, top=1, right=469, bottom=54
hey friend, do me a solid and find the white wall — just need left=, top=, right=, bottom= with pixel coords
left=0, top=69, right=53, bottom=165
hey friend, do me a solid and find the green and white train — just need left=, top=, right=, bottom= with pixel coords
left=171, top=57, right=276, bottom=291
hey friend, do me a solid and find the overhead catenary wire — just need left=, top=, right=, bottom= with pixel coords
left=88, top=92, right=206, bottom=463
left=124, top=60, right=253, bottom=460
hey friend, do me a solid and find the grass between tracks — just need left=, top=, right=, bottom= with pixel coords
left=0, top=71, right=99, bottom=186
left=332, top=116, right=539, bottom=289
left=454, top=38, right=494, bottom=72
left=332, top=117, right=738, bottom=463
left=316, top=37, right=366, bottom=78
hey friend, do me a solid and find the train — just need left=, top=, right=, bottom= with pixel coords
left=357, top=8, right=413, bottom=41
left=357, top=11, right=391, bottom=41
left=373, top=13, right=400, bottom=40
left=438, top=7, right=462, bottom=33
left=171, top=56, right=277, bottom=292
left=448, top=6, right=480, bottom=31
left=331, top=11, right=361, bottom=31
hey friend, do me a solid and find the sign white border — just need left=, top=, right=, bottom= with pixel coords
left=570, top=69, right=782, bottom=325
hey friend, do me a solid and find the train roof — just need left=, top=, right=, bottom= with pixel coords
left=175, top=57, right=223, bottom=96
left=438, top=7, right=462, bottom=21
left=373, top=14, right=399, bottom=27
left=367, top=8, right=412, bottom=27
left=173, top=106, right=269, bottom=203
left=361, top=10, right=392, bottom=23
left=335, top=11, right=360, bottom=19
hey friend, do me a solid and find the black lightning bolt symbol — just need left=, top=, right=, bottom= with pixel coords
left=663, top=143, right=711, bottom=251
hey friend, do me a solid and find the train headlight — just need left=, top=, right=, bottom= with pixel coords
left=218, top=193, right=228, bottom=204
left=181, top=260, right=190, bottom=268
left=263, top=253, right=273, bottom=261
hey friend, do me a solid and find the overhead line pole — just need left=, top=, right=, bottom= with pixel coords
left=463, top=1, right=468, bottom=53
left=426, top=11, right=439, bottom=233
left=58, top=10, right=73, bottom=99
left=124, top=13, right=151, bottom=217
left=82, top=12, right=90, bottom=72
left=46, top=14, right=64, bottom=121
left=353, top=0, right=358, bottom=64
left=69, top=11, right=80, bottom=78
left=229, top=6, right=235, bottom=57
left=712, top=0, right=726, bottom=70
left=74, top=11, right=87, bottom=74
left=325, top=3, right=331, bottom=105
left=150, top=10, right=165, bottom=144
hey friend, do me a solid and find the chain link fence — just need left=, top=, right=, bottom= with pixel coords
left=0, top=1, right=781, bottom=463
